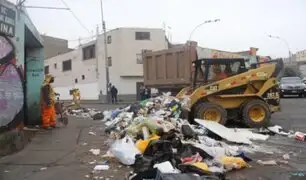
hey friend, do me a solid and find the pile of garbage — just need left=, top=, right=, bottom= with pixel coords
left=67, top=93, right=305, bottom=179
left=95, top=93, right=286, bottom=180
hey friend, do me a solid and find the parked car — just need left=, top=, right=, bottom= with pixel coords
left=303, top=77, right=306, bottom=84
left=279, top=77, right=306, bottom=98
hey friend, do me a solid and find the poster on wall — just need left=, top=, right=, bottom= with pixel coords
left=0, top=35, right=24, bottom=130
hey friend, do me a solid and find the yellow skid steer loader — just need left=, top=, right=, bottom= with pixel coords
left=177, top=58, right=283, bottom=128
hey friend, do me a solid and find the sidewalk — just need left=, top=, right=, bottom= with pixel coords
left=0, top=116, right=128, bottom=180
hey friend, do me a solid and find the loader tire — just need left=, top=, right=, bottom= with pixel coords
left=195, top=103, right=227, bottom=125
left=242, top=99, right=271, bottom=128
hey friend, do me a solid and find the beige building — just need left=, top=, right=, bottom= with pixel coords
left=296, top=49, right=306, bottom=62
left=41, top=35, right=71, bottom=59
left=44, top=27, right=168, bottom=101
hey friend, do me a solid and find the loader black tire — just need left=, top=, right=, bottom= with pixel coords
left=242, top=99, right=271, bottom=128
left=195, top=103, right=227, bottom=125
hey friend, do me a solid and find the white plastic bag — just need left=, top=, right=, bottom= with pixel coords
left=110, top=136, right=140, bottom=165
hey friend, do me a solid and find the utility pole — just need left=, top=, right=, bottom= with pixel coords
left=100, top=0, right=110, bottom=103
left=95, top=26, right=99, bottom=79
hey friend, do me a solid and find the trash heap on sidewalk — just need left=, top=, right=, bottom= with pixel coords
left=92, top=93, right=276, bottom=180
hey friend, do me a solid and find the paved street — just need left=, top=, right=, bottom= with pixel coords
left=0, top=98, right=306, bottom=180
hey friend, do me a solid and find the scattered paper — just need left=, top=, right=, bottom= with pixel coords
left=257, top=160, right=277, bottom=166
left=283, top=154, right=290, bottom=160
left=89, top=160, right=96, bottom=165
left=88, top=131, right=97, bottom=136
left=89, top=149, right=101, bottom=156
left=40, top=167, right=47, bottom=171
left=94, top=165, right=110, bottom=171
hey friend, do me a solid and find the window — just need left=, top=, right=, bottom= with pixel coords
left=107, top=57, right=112, bottom=67
left=135, top=32, right=150, bottom=40
left=44, top=66, right=49, bottom=74
left=83, top=44, right=96, bottom=60
left=54, top=63, right=57, bottom=69
left=136, top=53, right=143, bottom=64
left=75, top=78, right=78, bottom=83
left=62, top=59, right=72, bottom=71
left=107, top=35, right=112, bottom=44
left=82, top=75, right=85, bottom=80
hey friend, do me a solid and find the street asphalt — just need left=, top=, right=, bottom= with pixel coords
left=0, top=98, right=306, bottom=180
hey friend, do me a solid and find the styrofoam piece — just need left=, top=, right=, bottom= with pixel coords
left=195, top=119, right=268, bottom=144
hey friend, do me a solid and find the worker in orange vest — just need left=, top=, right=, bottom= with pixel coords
left=40, top=74, right=56, bottom=129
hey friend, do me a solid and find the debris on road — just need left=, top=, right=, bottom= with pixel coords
left=73, top=93, right=305, bottom=179
left=88, top=131, right=97, bottom=136
left=40, top=167, right=48, bottom=171
left=282, top=153, right=290, bottom=160
left=257, top=160, right=277, bottom=166
left=94, top=165, right=110, bottom=171
left=295, top=132, right=306, bottom=141
left=89, top=148, right=100, bottom=156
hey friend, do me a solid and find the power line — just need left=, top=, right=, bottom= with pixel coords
left=59, top=0, right=92, bottom=35
left=24, top=6, right=69, bottom=10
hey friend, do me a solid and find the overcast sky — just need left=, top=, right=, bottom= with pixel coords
left=8, top=0, right=306, bottom=58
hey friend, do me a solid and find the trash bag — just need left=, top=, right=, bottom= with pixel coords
left=143, top=140, right=175, bottom=166
left=136, top=134, right=160, bottom=153
left=82, top=108, right=90, bottom=113
left=92, top=112, right=104, bottom=120
left=220, top=156, right=248, bottom=170
left=178, top=162, right=210, bottom=175
left=155, top=173, right=221, bottom=180
left=110, top=136, right=141, bottom=165
left=111, top=109, right=122, bottom=119
left=134, top=154, right=155, bottom=173
left=127, top=168, right=158, bottom=180
left=181, top=124, right=195, bottom=139
left=175, top=144, right=213, bottom=164
left=140, top=99, right=149, bottom=107
left=160, top=129, right=182, bottom=149
left=128, top=103, right=141, bottom=117
left=143, top=140, right=173, bottom=157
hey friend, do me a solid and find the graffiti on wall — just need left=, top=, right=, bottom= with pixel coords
left=0, top=35, right=24, bottom=132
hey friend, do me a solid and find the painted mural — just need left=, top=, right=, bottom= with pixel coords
left=0, top=35, right=24, bottom=132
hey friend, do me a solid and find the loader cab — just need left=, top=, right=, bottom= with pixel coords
left=192, top=58, right=248, bottom=88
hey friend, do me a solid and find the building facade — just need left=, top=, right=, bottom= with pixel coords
left=41, top=35, right=71, bottom=59
left=296, top=50, right=306, bottom=77
left=0, top=1, right=44, bottom=130
left=45, top=28, right=168, bottom=101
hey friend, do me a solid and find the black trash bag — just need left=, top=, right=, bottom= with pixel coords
left=82, top=108, right=90, bottom=113
left=142, top=140, right=177, bottom=167
left=156, top=171, right=222, bottom=180
left=134, top=154, right=155, bottom=173
left=92, top=112, right=104, bottom=120
left=127, top=168, right=158, bottom=180
left=143, top=140, right=173, bottom=156
left=178, top=164, right=225, bottom=180
left=181, top=124, right=195, bottom=139
left=159, top=129, right=182, bottom=149
left=174, top=144, right=213, bottom=164
left=128, top=103, right=141, bottom=117
left=104, top=125, right=118, bottom=134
